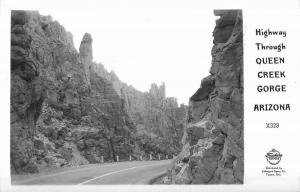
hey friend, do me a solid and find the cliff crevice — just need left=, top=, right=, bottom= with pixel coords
left=166, top=10, right=244, bottom=184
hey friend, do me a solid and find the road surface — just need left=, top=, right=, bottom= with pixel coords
left=12, top=160, right=171, bottom=185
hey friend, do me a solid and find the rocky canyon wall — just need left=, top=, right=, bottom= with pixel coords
left=168, top=10, right=244, bottom=184
left=92, top=63, right=187, bottom=156
left=10, top=10, right=186, bottom=174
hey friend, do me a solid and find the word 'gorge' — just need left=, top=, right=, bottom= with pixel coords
left=257, top=85, right=286, bottom=92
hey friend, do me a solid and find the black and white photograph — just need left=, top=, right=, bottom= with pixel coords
left=1, top=0, right=300, bottom=192
left=9, top=7, right=243, bottom=185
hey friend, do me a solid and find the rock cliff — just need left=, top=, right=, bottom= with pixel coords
left=167, top=10, right=244, bottom=184
left=91, top=62, right=187, bottom=157
left=10, top=10, right=186, bottom=173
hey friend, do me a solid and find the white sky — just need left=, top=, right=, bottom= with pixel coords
left=7, top=0, right=218, bottom=104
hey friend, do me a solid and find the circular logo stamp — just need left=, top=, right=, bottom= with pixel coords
left=265, top=149, right=282, bottom=165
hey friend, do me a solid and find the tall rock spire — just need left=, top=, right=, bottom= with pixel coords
left=79, top=33, right=93, bottom=85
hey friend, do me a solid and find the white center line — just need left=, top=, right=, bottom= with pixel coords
left=77, top=162, right=167, bottom=185
left=13, top=163, right=120, bottom=184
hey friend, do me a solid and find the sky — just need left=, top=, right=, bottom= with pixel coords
left=6, top=0, right=217, bottom=104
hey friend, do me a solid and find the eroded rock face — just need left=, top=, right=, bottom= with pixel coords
left=10, top=11, right=137, bottom=173
left=91, top=62, right=187, bottom=157
left=10, top=10, right=187, bottom=174
left=79, top=33, right=93, bottom=85
left=168, top=10, right=243, bottom=184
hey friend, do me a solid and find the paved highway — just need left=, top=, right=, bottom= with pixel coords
left=12, top=160, right=171, bottom=185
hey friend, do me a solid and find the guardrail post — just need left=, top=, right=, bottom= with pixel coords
left=158, top=154, right=160, bottom=160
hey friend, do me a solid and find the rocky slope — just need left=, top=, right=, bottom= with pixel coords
left=166, top=10, right=244, bottom=184
left=10, top=10, right=186, bottom=174
left=92, top=63, right=187, bottom=157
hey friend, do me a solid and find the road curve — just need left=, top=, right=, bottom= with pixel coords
left=12, top=160, right=171, bottom=185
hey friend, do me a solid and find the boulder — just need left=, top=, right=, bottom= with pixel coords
left=190, top=76, right=215, bottom=102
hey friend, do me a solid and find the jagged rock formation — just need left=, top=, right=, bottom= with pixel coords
left=79, top=33, right=93, bottom=85
left=10, top=10, right=186, bottom=174
left=167, top=10, right=244, bottom=184
left=91, top=63, right=187, bottom=157
left=132, top=84, right=187, bottom=156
